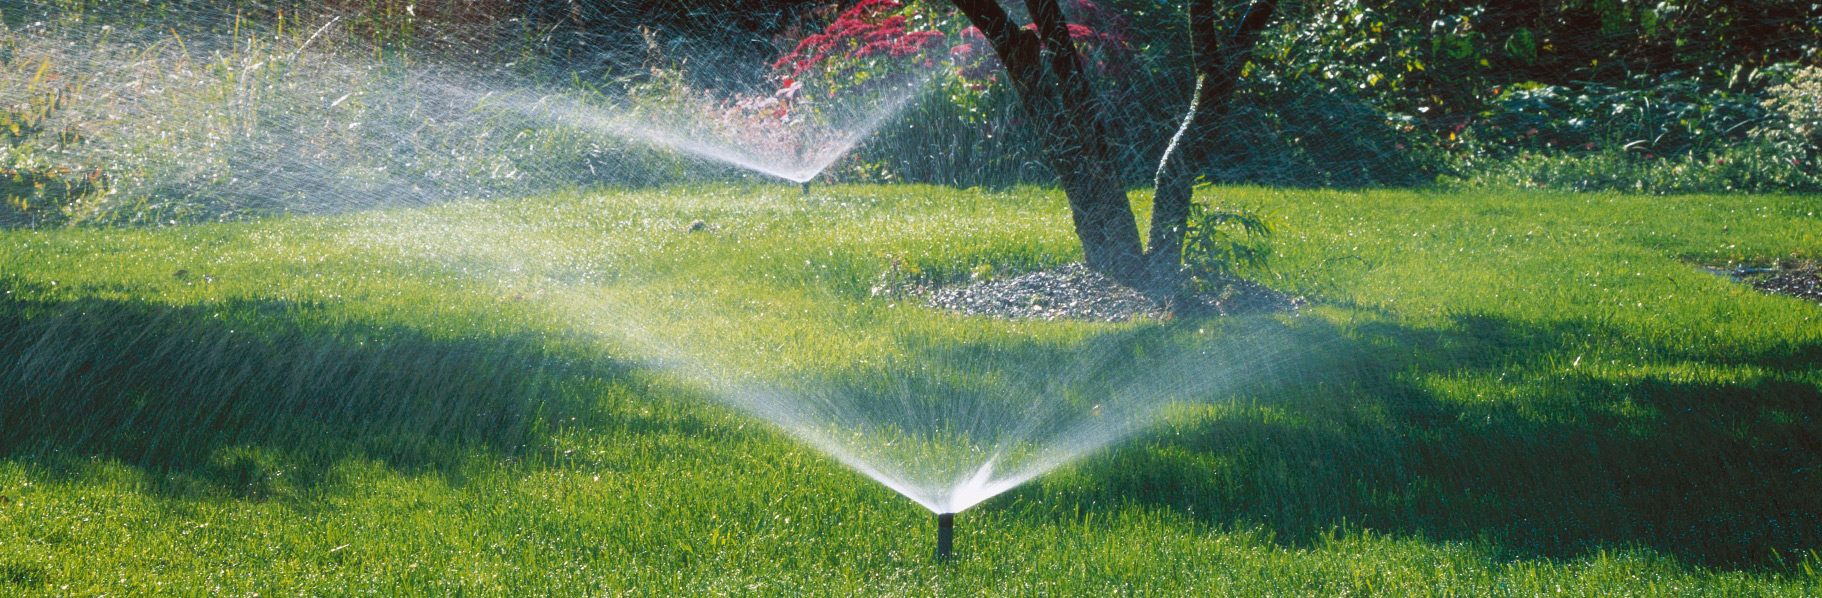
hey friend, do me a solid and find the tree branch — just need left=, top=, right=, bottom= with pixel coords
left=947, top=0, right=1150, bottom=280
left=1024, top=0, right=1084, bottom=84
left=950, top=0, right=1041, bottom=91
left=1145, top=0, right=1278, bottom=287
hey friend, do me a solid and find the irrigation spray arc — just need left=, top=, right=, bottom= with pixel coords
left=8, top=1, right=1301, bottom=562
left=453, top=45, right=945, bottom=197
left=450, top=276, right=1303, bottom=562
left=0, top=3, right=937, bottom=219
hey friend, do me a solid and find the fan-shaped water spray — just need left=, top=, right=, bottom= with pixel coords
left=8, top=0, right=1292, bottom=561
left=497, top=72, right=941, bottom=185
left=351, top=204, right=1302, bottom=537
left=0, top=6, right=941, bottom=219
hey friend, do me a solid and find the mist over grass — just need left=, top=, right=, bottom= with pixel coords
left=1, top=1, right=939, bottom=225
left=2, top=0, right=1820, bottom=593
left=2, top=184, right=1819, bottom=593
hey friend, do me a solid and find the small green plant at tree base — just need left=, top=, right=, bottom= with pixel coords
left=1179, top=195, right=1273, bottom=295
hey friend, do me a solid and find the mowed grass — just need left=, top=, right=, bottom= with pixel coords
left=1, top=183, right=1819, bottom=594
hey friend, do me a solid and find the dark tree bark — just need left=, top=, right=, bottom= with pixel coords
left=1146, top=0, right=1278, bottom=285
left=953, top=0, right=1146, bottom=279
left=948, top=0, right=1277, bottom=290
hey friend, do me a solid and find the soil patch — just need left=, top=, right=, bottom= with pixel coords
left=1749, top=267, right=1822, bottom=304
left=1704, top=262, right=1822, bottom=305
left=886, top=263, right=1301, bottom=322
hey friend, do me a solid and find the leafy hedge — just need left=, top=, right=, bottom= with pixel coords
left=5, top=0, right=1819, bottom=227
left=833, top=0, right=1820, bottom=193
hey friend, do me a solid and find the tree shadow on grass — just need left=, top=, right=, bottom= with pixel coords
left=978, top=309, right=1822, bottom=570
left=0, top=281, right=707, bottom=501
left=6, top=272, right=1819, bottom=570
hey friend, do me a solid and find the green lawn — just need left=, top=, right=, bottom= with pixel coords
left=2, top=184, right=1819, bottom=594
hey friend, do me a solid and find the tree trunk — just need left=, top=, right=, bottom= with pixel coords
left=953, top=0, right=1144, bottom=281
left=1146, top=0, right=1277, bottom=289
left=1024, top=0, right=1145, bottom=279
left=950, top=0, right=1276, bottom=290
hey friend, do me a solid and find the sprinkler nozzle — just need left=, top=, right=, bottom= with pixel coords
left=935, top=512, right=954, bottom=561
left=801, top=180, right=811, bottom=196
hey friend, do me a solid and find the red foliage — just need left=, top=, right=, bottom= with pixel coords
left=771, top=0, right=945, bottom=79
left=768, top=0, right=1134, bottom=93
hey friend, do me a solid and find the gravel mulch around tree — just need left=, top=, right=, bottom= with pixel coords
left=901, top=263, right=1301, bottom=323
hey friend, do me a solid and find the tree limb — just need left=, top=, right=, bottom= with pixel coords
left=949, top=0, right=1148, bottom=280
left=1024, top=0, right=1085, bottom=86
left=1146, top=0, right=1278, bottom=287
left=949, top=0, right=1041, bottom=94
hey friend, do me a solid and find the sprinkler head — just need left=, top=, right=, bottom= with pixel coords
left=801, top=180, right=811, bottom=196
left=935, top=512, right=954, bottom=561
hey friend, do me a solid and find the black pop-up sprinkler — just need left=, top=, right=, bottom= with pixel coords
left=801, top=180, right=811, bottom=196
left=935, top=513, right=955, bottom=561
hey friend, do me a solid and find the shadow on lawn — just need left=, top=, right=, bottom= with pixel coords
left=1029, top=308, right=1822, bottom=569
left=0, top=281, right=707, bottom=500
left=4, top=274, right=1818, bottom=570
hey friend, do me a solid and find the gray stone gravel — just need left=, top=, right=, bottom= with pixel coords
left=1751, top=267, right=1822, bottom=304
left=923, top=264, right=1162, bottom=322
left=910, top=263, right=1300, bottom=322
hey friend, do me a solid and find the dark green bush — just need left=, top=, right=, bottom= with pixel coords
left=1216, top=78, right=1438, bottom=188
left=1450, top=64, right=1822, bottom=194
left=8, top=0, right=1819, bottom=229
left=1181, top=198, right=1273, bottom=293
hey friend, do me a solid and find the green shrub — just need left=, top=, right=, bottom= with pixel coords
left=1449, top=143, right=1821, bottom=194
left=1180, top=197, right=1273, bottom=293
left=1218, top=78, right=1438, bottom=188
left=1449, top=64, right=1822, bottom=194
left=1462, top=72, right=1768, bottom=159
left=1756, top=64, right=1822, bottom=164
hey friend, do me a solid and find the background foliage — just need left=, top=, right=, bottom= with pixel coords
left=3, top=0, right=1820, bottom=227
